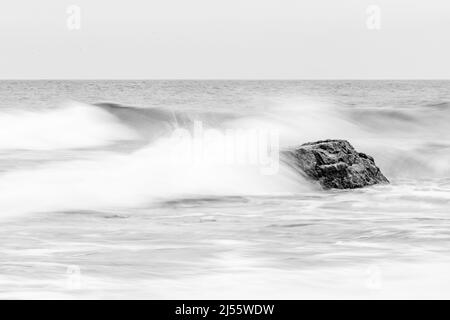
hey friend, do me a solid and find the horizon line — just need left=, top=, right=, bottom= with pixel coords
left=1, top=78, right=449, bottom=81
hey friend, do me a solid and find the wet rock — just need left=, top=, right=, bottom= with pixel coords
left=283, top=139, right=389, bottom=189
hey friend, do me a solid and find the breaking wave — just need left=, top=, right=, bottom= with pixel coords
left=0, top=102, right=138, bottom=150
left=0, top=98, right=449, bottom=217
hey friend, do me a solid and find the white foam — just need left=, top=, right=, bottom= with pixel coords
left=0, top=102, right=138, bottom=150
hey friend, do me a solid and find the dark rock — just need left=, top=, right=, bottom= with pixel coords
left=283, top=139, right=389, bottom=189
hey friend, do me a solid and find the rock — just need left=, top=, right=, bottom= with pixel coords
left=283, top=139, right=389, bottom=189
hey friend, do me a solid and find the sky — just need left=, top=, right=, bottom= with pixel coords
left=0, top=0, right=449, bottom=79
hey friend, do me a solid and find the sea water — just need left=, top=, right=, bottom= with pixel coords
left=0, top=80, right=449, bottom=299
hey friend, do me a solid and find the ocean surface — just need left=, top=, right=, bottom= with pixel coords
left=0, top=80, right=449, bottom=299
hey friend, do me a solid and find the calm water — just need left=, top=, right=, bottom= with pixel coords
left=0, top=80, right=449, bottom=299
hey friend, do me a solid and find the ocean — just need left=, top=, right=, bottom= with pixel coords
left=0, top=80, right=449, bottom=299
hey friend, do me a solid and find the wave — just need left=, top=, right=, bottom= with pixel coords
left=93, top=102, right=237, bottom=140
left=426, top=101, right=450, bottom=109
left=0, top=98, right=449, bottom=218
left=0, top=100, right=242, bottom=151
left=0, top=102, right=138, bottom=150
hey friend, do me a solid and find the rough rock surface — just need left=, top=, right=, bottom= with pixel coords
left=283, top=139, right=389, bottom=189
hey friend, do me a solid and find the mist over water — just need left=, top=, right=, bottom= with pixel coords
left=0, top=80, right=449, bottom=298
